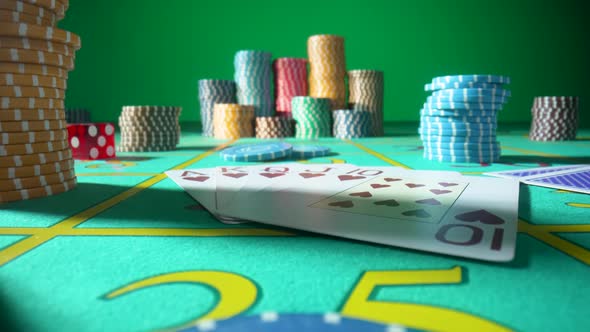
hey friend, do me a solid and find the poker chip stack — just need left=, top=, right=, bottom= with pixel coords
left=307, top=35, right=346, bottom=110
left=255, top=116, right=294, bottom=139
left=118, top=106, right=182, bottom=152
left=529, top=96, right=579, bottom=141
left=213, top=103, right=255, bottom=139
left=65, top=108, right=91, bottom=123
left=291, top=97, right=332, bottom=139
left=273, top=58, right=308, bottom=117
left=333, top=110, right=372, bottom=139
left=198, top=79, right=237, bottom=137
left=420, top=74, right=512, bottom=163
left=348, top=70, right=384, bottom=136
left=0, top=0, right=80, bottom=203
left=234, top=50, right=273, bottom=117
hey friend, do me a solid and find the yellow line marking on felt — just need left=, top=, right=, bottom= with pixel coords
left=567, top=203, right=590, bottom=208
left=0, top=227, right=294, bottom=236
left=0, top=140, right=241, bottom=267
left=76, top=172, right=159, bottom=177
left=501, top=146, right=575, bottom=159
left=346, top=140, right=412, bottom=169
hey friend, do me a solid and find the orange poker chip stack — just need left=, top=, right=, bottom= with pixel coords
left=307, top=35, right=347, bottom=110
left=0, top=0, right=80, bottom=203
left=213, top=104, right=255, bottom=139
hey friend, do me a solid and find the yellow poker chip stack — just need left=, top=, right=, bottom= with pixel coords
left=213, top=103, right=255, bottom=139
left=348, top=70, right=385, bottom=136
left=0, top=0, right=80, bottom=203
left=307, top=35, right=347, bottom=110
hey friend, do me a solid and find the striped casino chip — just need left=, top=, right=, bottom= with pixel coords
left=273, top=58, right=307, bottom=116
left=212, top=103, right=255, bottom=139
left=291, top=97, right=332, bottom=139
left=347, top=70, right=384, bottom=136
left=198, top=79, right=237, bottom=137
left=529, top=96, right=579, bottom=141
left=255, top=116, right=294, bottom=139
left=333, top=109, right=372, bottom=139
left=118, top=105, right=182, bottom=151
left=307, top=35, right=347, bottom=110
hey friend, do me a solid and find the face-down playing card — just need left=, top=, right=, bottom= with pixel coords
left=522, top=166, right=590, bottom=194
left=216, top=167, right=519, bottom=262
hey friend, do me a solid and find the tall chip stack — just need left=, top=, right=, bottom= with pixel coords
left=333, top=109, right=372, bottom=139
left=529, top=96, right=579, bottom=141
left=419, top=75, right=511, bottom=163
left=0, top=0, right=80, bottom=203
left=273, top=58, right=308, bottom=117
left=307, top=35, right=346, bottom=110
left=291, top=97, right=332, bottom=139
left=234, top=50, right=273, bottom=117
left=348, top=70, right=384, bottom=136
left=118, top=106, right=181, bottom=152
left=198, top=79, right=237, bottom=137
left=213, top=103, right=255, bottom=139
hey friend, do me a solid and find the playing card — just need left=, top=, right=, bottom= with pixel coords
left=216, top=169, right=519, bottom=262
left=484, top=164, right=588, bottom=180
left=522, top=166, right=590, bottom=194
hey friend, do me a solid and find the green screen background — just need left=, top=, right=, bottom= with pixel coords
left=59, top=0, right=590, bottom=128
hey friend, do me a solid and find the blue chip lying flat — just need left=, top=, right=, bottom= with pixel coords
left=291, top=145, right=331, bottom=159
left=177, top=312, right=422, bottom=332
left=220, top=142, right=292, bottom=162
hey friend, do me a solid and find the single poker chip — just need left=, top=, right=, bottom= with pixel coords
left=0, top=96, right=64, bottom=109
left=423, top=101, right=503, bottom=111
left=0, top=62, right=68, bottom=78
left=0, top=148, right=71, bottom=167
left=0, top=157, right=73, bottom=179
left=18, top=0, right=67, bottom=15
left=418, top=128, right=497, bottom=138
left=0, top=73, right=67, bottom=89
left=424, top=81, right=504, bottom=91
left=0, top=36, right=75, bottom=56
left=0, top=49, right=75, bottom=69
left=420, top=108, right=499, bottom=117
left=0, top=23, right=81, bottom=49
left=0, top=9, right=55, bottom=25
left=0, top=128, right=67, bottom=144
left=0, top=119, right=67, bottom=132
left=116, top=145, right=176, bottom=152
left=431, top=88, right=511, bottom=98
left=419, top=122, right=498, bottom=131
left=0, top=177, right=77, bottom=203
left=423, top=152, right=501, bottom=164
left=0, top=168, right=76, bottom=191
left=423, top=141, right=500, bottom=151
left=220, top=142, right=293, bottom=162
left=177, top=312, right=418, bottom=332
left=0, top=138, right=69, bottom=156
left=421, top=115, right=496, bottom=124
left=0, top=85, right=65, bottom=98
left=423, top=145, right=501, bottom=157
left=426, top=95, right=509, bottom=104
left=431, top=74, right=511, bottom=85
left=291, top=145, right=331, bottom=159
left=0, top=108, right=64, bottom=121
left=421, top=135, right=497, bottom=144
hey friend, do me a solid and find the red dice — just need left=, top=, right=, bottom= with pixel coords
left=67, top=123, right=116, bottom=160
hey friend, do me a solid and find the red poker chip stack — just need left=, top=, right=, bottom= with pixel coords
left=529, top=96, right=579, bottom=141
left=273, top=58, right=308, bottom=117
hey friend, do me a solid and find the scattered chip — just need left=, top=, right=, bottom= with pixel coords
left=291, top=144, right=331, bottom=159
left=220, top=142, right=293, bottom=162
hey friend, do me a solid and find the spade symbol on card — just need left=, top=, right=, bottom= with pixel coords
left=349, top=191, right=372, bottom=198
left=260, top=172, right=285, bottom=179
left=338, top=175, right=365, bottom=181
left=299, top=173, right=324, bottom=179
left=402, top=209, right=431, bottom=218
left=329, top=200, right=354, bottom=208
left=374, top=199, right=399, bottom=207
left=405, top=183, right=425, bottom=189
left=415, top=198, right=441, bottom=205
left=182, top=175, right=210, bottom=182
left=455, top=209, right=505, bottom=225
left=223, top=173, right=247, bottom=179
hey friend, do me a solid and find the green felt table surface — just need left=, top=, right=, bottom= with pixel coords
left=1, top=124, right=589, bottom=332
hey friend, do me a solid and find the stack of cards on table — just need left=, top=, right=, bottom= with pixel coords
left=485, top=164, right=590, bottom=194
left=167, top=164, right=520, bottom=262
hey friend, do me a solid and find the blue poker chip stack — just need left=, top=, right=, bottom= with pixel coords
left=234, top=50, right=274, bottom=117
left=198, top=80, right=237, bottom=137
left=332, top=109, right=372, bottom=139
left=420, top=74, right=511, bottom=163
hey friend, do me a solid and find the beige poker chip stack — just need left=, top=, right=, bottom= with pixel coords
left=307, top=35, right=347, bottom=110
left=0, top=0, right=79, bottom=203
left=348, top=70, right=384, bottom=136
left=118, top=106, right=182, bottom=152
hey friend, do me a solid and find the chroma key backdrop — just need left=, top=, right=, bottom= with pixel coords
left=59, top=0, right=590, bottom=127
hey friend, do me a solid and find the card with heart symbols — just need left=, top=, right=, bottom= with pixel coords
left=310, top=175, right=468, bottom=223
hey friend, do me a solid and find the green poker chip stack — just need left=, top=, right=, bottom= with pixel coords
left=291, top=97, right=332, bottom=139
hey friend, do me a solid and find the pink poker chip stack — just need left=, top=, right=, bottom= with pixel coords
left=273, top=58, right=308, bottom=117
